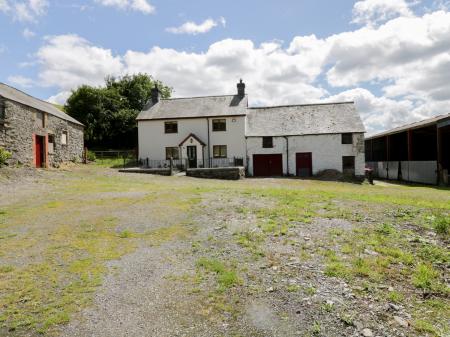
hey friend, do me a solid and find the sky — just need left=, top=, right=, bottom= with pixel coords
left=1, top=0, right=450, bottom=135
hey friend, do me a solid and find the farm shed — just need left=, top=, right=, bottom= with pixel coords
left=365, top=113, right=450, bottom=185
left=0, top=83, right=84, bottom=168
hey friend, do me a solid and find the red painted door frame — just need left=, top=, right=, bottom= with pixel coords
left=296, top=152, right=313, bottom=177
left=34, top=135, right=46, bottom=168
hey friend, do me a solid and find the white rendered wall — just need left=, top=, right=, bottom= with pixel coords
left=138, top=116, right=246, bottom=165
left=247, top=133, right=365, bottom=176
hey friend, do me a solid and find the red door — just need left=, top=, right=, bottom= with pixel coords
left=296, top=152, right=312, bottom=177
left=253, top=154, right=283, bottom=177
left=35, top=135, right=45, bottom=168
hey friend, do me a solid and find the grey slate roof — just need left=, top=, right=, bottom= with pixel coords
left=0, top=83, right=83, bottom=126
left=137, top=94, right=248, bottom=120
left=366, top=112, right=450, bottom=140
left=246, top=102, right=365, bottom=137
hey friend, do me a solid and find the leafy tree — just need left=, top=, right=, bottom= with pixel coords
left=65, top=74, right=171, bottom=149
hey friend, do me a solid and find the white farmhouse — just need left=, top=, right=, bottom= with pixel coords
left=137, top=81, right=366, bottom=177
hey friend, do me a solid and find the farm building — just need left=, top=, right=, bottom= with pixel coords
left=365, top=113, right=450, bottom=185
left=137, top=81, right=366, bottom=177
left=0, top=83, right=84, bottom=168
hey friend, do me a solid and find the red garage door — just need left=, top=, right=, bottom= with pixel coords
left=253, top=154, right=283, bottom=177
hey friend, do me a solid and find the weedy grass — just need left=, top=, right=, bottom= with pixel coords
left=0, top=166, right=204, bottom=335
left=196, top=258, right=241, bottom=291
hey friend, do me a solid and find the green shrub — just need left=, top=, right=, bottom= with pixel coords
left=433, top=216, right=449, bottom=236
left=0, top=147, right=11, bottom=166
left=413, top=263, right=439, bottom=292
left=87, top=151, right=96, bottom=162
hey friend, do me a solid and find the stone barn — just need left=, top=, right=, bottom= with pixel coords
left=0, top=83, right=84, bottom=168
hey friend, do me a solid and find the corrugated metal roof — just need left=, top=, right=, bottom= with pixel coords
left=246, top=102, right=365, bottom=137
left=137, top=94, right=248, bottom=120
left=366, top=113, right=450, bottom=140
left=0, top=83, right=83, bottom=126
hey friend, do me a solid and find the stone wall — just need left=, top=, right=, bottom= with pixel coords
left=0, top=99, right=84, bottom=167
left=186, top=167, right=245, bottom=180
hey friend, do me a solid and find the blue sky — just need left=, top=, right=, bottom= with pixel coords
left=1, top=0, right=449, bottom=134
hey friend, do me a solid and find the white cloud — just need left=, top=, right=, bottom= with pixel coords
left=23, top=28, right=36, bottom=39
left=31, top=8, right=450, bottom=134
left=7, top=75, right=35, bottom=88
left=352, top=0, right=415, bottom=26
left=0, top=0, right=10, bottom=12
left=166, top=17, right=226, bottom=35
left=14, top=0, right=48, bottom=22
left=36, top=34, right=123, bottom=90
left=47, top=91, right=71, bottom=105
left=95, top=0, right=154, bottom=14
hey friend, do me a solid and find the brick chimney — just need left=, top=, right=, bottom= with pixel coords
left=151, top=84, right=161, bottom=104
left=237, top=79, right=245, bottom=98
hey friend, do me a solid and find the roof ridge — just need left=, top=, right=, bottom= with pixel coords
left=162, top=94, right=247, bottom=101
left=248, top=101, right=355, bottom=109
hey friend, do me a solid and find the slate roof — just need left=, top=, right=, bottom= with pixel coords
left=246, top=102, right=365, bottom=137
left=137, top=94, right=248, bottom=120
left=365, top=112, right=450, bottom=140
left=0, top=83, right=83, bottom=126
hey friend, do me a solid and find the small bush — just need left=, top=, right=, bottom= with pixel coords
left=0, top=147, right=11, bottom=166
left=433, top=216, right=449, bottom=236
left=87, top=151, right=96, bottom=162
left=413, top=263, right=439, bottom=292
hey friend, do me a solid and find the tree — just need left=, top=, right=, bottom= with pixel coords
left=65, top=74, right=171, bottom=149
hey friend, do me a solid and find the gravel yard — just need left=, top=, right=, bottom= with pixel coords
left=0, top=165, right=449, bottom=337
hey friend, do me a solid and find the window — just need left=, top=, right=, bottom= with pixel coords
left=262, top=136, right=273, bottom=148
left=165, top=147, right=179, bottom=160
left=165, top=121, right=178, bottom=134
left=212, top=119, right=226, bottom=132
left=0, top=99, right=5, bottom=120
left=213, top=145, right=227, bottom=158
left=61, top=131, right=68, bottom=145
left=342, top=133, right=353, bottom=144
left=342, top=156, right=355, bottom=170
left=48, top=134, right=55, bottom=153
left=36, top=111, right=45, bottom=128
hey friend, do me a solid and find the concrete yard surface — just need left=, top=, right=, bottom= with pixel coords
left=0, top=165, right=449, bottom=337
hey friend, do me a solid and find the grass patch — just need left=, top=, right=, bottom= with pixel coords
left=196, top=258, right=241, bottom=290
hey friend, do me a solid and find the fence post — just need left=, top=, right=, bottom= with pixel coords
left=169, top=157, right=174, bottom=176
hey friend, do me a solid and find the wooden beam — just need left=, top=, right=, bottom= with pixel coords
left=407, top=130, right=413, bottom=161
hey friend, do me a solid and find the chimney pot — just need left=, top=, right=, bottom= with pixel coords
left=151, top=84, right=161, bottom=104
left=237, top=79, right=245, bottom=98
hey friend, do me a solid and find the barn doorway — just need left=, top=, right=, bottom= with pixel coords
left=253, top=154, right=283, bottom=177
left=35, top=135, right=45, bottom=168
left=296, top=152, right=312, bottom=177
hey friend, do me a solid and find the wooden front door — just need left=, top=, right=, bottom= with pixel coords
left=35, top=135, right=45, bottom=168
left=187, top=146, right=197, bottom=168
left=296, top=152, right=312, bottom=177
left=253, top=154, right=283, bottom=177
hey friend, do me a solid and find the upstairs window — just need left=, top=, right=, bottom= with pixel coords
left=61, top=131, right=68, bottom=145
left=165, top=121, right=178, bottom=134
left=213, top=145, right=227, bottom=158
left=165, top=147, right=179, bottom=160
left=342, top=133, right=353, bottom=144
left=262, top=136, right=273, bottom=148
left=36, top=111, right=45, bottom=128
left=0, top=99, right=5, bottom=120
left=212, top=119, right=226, bottom=132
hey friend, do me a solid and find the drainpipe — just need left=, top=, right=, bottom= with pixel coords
left=206, top=117, right=211, bottom=168
left=284, top=136, right=289, bottom=176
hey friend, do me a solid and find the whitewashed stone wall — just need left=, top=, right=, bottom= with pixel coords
left=247, top=133, right=365, bottom=177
